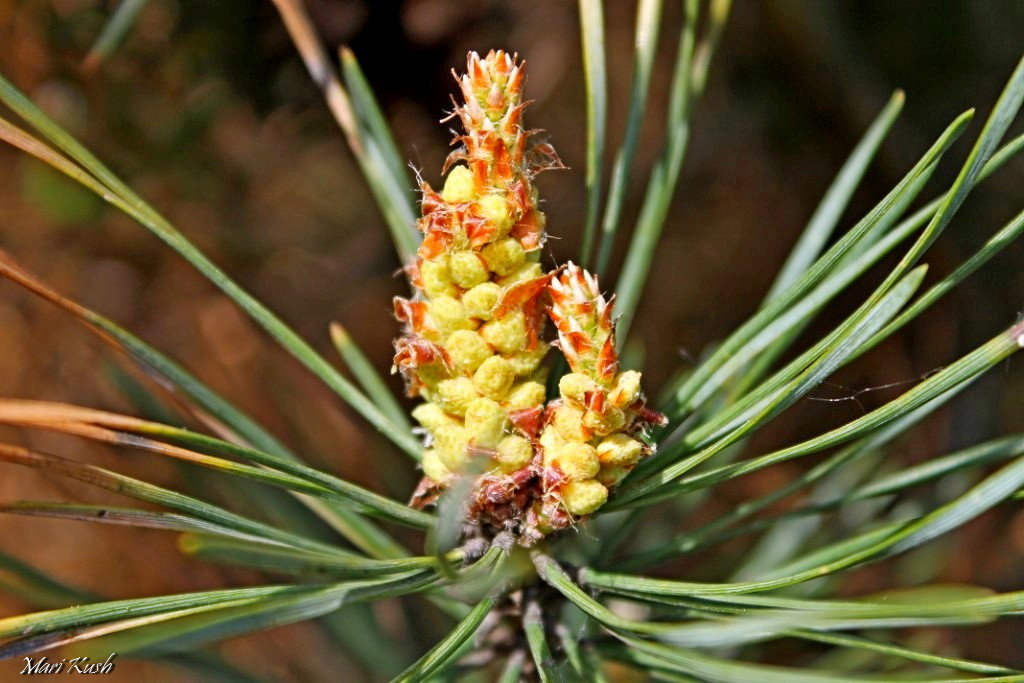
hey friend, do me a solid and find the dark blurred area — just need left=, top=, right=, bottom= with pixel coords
left=0, top=0, right=1023, bottom=679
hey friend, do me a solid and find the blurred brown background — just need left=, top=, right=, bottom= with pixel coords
left=0, top=0, right=1023, bottom=680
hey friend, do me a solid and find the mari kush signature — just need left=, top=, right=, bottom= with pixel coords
left=20, top=654, right=117, bottom=675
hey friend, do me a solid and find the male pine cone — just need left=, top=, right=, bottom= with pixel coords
left=393, top=50, right=662, bottom=542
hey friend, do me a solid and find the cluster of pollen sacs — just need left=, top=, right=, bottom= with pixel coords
left=541, top=264, right=653, bottom=519
left=393, top=50, right=662, bottom=540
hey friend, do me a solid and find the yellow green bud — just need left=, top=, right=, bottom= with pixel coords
left=539, top=424, right=564, bottom=453
left=422, top=449, right=452, bottom=482
left=499, top=261, right=543, bottom=286
left=559, top=373, right=595, bottom=404
left=481, top=312, right=528, bottom=354
left=415, top=363, right=449, bottom=393
left=546, top=441, right=600, bottom=481
left=481, top=238, right=526, bottom=276
left=442, top=165, right=476, bottom=203
left=552, top=403, right=588, bottom=442
left=495, top=435, right=534, bottom=473
left=595, top=433, right=644, bottom=467
left=472, top=355, right=515, bottom=400
left=505, top=380, right=546, bottom=411
left=464, top=397, right=507, bottom=448
left=431, top=296, right=477, bottom=335
left=583, top=406, right=626, bottom=437
left=435, top=377, right=478, bottom=416
left=449, top=251, right=489, bottom=289
left=560, top=479, right=608, bottom=515
left=445, top=329, right=492, bottom=372
left=508, top=347, right=547, bottom=376
left=420, top=256, right=458, bottom=299
left=412, top=402, right=458, bottom=431
left=477, top=194, right=514, bottom=236
left=434, top=424, right=470, bottom=470
left=463, top=282, right=502, bottom=320
left=596, top=464, right=630, bottom=487
left=610, top=370, right=642, bottom=407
